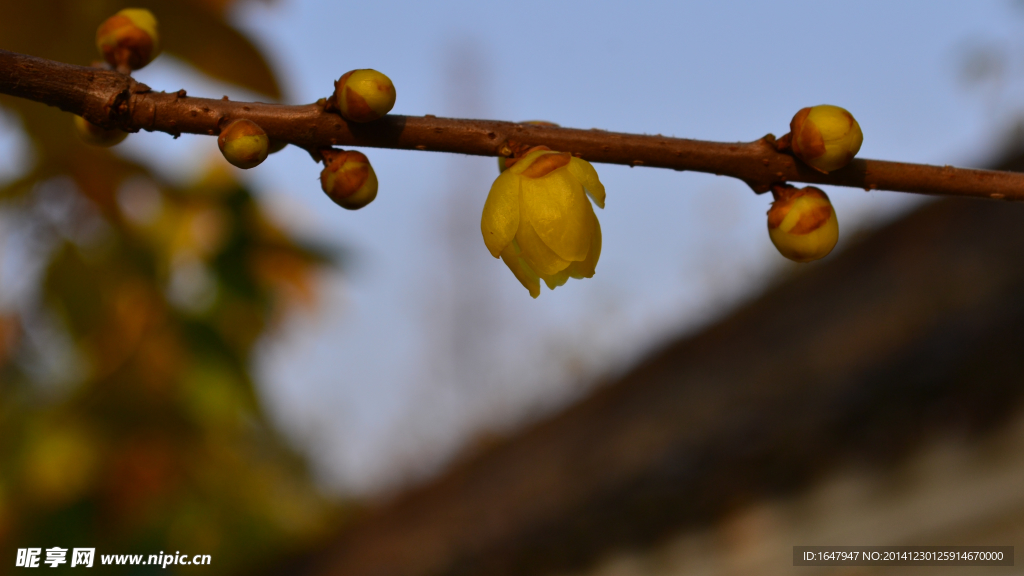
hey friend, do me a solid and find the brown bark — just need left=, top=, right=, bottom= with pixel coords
left=2, top=48, right=1021, bottom=201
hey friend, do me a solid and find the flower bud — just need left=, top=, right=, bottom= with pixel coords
left=73, top=115, right=127, bottom=147
left=333, top=69, right=396, bottom=123
left=789, top=105, right=862, bottom=173
left=320, top=150, right=378, bottom=210
left=767, top=186, right=838, bottom=262
left=96, top=8, right=160, bottom=71
left=217, top=119, right=269, bottom=169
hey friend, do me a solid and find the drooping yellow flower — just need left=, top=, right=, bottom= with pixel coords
left=481, top=148, right=605, bottom=298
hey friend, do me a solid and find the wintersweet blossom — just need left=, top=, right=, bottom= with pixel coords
left=481, top=148, right=605, bottom=298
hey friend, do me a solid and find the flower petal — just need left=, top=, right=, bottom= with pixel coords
left=568, top=157, right=605, bottom=209
left=520, top=168, right=593, bottom=263
left=566, top=205, right=601, bottom=279
left=516, top=217, right=571, bottom=276
left=500, top=240, right=540, bottom=298
left=542, top=268, right=571, bottom=290
left=481, top=170, right=520, bottom=258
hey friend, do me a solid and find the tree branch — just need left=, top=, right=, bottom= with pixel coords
left=2, top=48, right=1021, bottom=201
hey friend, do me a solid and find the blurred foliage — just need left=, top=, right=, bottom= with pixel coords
left=0, top=0, right=340, bottom=573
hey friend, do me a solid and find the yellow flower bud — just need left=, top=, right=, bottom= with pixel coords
left=73, top=115, right=127, bottom=147
left=767, top=186, right=839, bottom=262
left=320, top=150, right=378, bottom=210
left=96, top=8, right=160, bottom=71
left=333, top=69, right=396, bottom=123
left=217, top=119, right=269, bottom=169
left=482, top=149, right=605, bottom=298
left=789, top=105, right=863, bottom=173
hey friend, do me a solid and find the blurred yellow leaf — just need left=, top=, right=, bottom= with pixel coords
left=0, top=0, right=341, bottom=570
left=148, top=0, right=282, bottom=99
left=0, top=0, right=280, bottom=103
left=23, top=419, right=101, bottom=507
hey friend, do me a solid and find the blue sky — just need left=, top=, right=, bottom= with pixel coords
left=7, top=0, right=1024, bottom=495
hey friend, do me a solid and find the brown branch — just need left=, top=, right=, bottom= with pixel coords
left=2, top=48, right=1022, bottom=201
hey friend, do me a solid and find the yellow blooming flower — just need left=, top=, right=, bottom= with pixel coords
left=481, top=148, right=605, bottom=298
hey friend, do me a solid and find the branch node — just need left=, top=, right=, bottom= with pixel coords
left=773, top=132, right=793, bottom=153
left=742, top=179, right=772, bottom=194
left=311, top=147, right=332, bottom=164
left=770, top=182, right=799, bottom=200
left=320, top=96, right=338, bottom=114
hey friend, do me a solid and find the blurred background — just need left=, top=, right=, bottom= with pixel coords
left=3, top=0, right=1024, bottom=574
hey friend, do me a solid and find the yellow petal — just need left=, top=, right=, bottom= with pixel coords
left=516, top=217, right=571, bottom=276
left=542, top=268, right=571, bottom=290
left=566, top=205, right=601, bottom=279
left=481, top=170, right=521, bottom=258
left=568, top=157, right=605, bottom=209
left=520, top=168, right=593, bottom=263
left=500, top=240, right=540, bottom=298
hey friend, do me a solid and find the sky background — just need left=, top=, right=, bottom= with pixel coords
left=5, top=0, right=1024, bottom=496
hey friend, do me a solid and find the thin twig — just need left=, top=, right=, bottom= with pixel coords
left=1, top=48, right=1021, bottom=201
